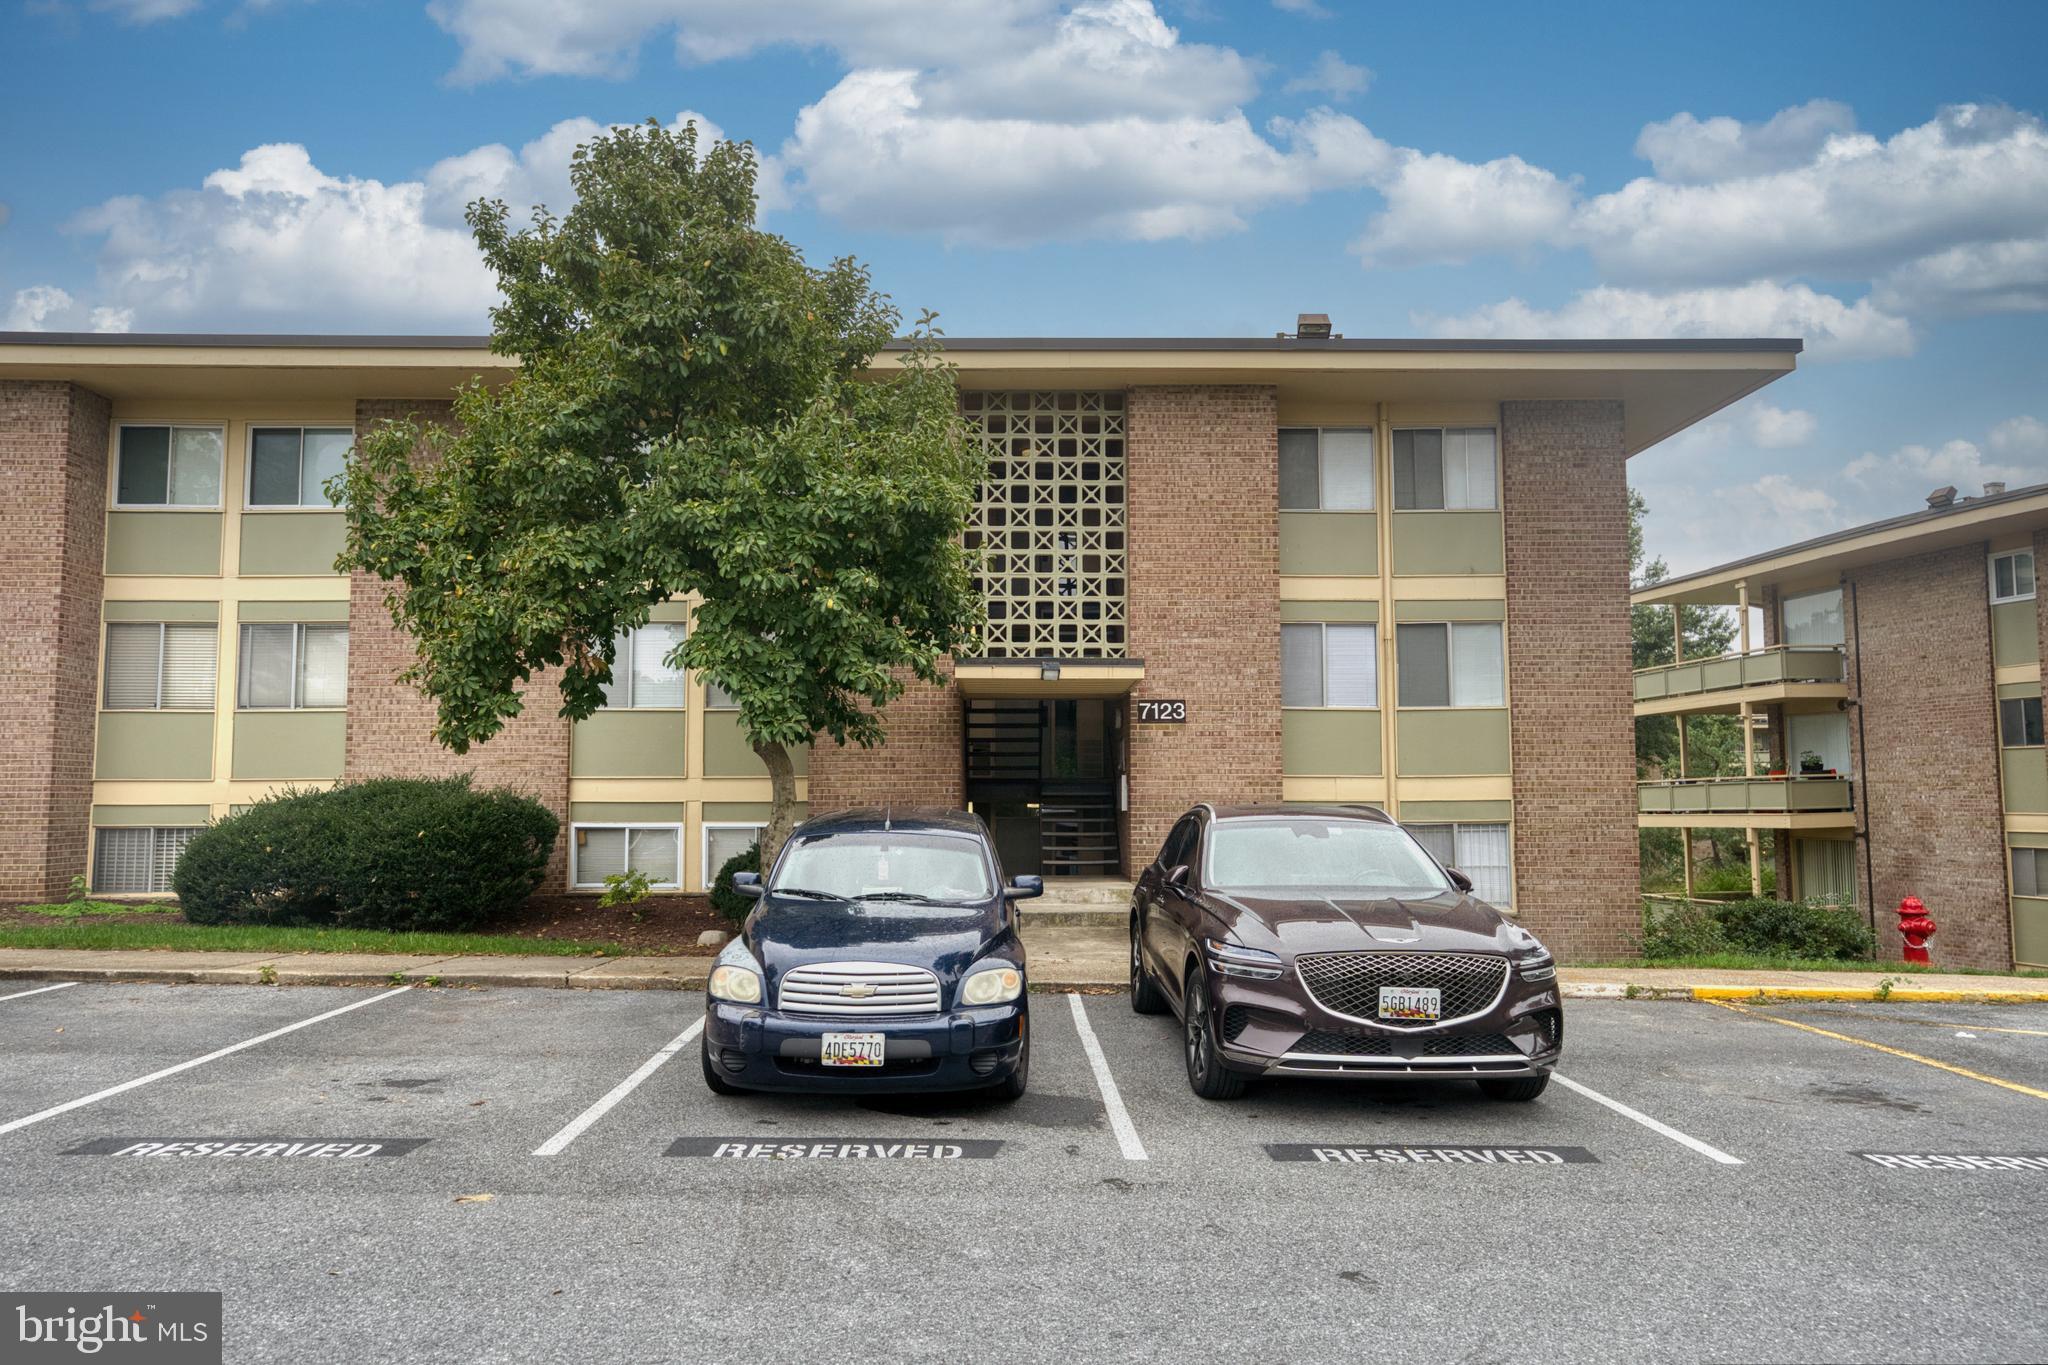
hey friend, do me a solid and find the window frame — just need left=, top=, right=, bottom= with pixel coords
left=702, top=822, right=765, bottom=889
left=602, top=624, right=689, bottom=710
left=1780, top=586, right=1847, bottom=647
left=1390, top=426, right=1500, bottom=512
left=244, top=424, right=356, bottom=511
left=1278, top=426, right=1376, bottom=512
left=2000, top=695, right=2045, bottom=749
left=570, top=823, right=684, bottom=891
left=111, top=422, right=227, bottom=511
left=1280, top=620, right=1379, bottom=709
left=92, top=825, right=202, bottom=895
left=2014, top=846, right=2046, bottom=899
left=1990, top=549, right=2038, bottom=606
left=1393, top=620, right=1507, bottom=709
left=101, top=621, right=219, bottom=712
left=237, top=622, right=349, bottom=711
left=1401, top=820, right=1514, bottom=907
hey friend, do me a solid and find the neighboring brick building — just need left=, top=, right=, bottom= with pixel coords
left=1634, top=481, right=2048, bottom=970
left=0, top=327, right=1802, bottom=959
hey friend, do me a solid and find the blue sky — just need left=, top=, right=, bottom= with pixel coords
left=4, top=0, right=2046, bottom=574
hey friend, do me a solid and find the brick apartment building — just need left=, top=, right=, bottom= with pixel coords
left=0, top=327, right=1799, bottom=959
left=1634, top=481, right=2048, bottom=970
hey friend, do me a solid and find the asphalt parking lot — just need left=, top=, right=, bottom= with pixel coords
left=3, top=982, right=2046, bottom=1364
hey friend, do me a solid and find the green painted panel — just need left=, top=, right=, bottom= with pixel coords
left=571, top=710, right=688, bottom=778
left=2002, top=747, right=2048, bottom=813
left=1393, top=599, right=1507, bottom=622
left=105, top=512, right=221, bottom=576
left=231, top=710, right=345, bottom=781
left=1279, top=512, right=1377, bottom=576
left=705, top=802, right=770, bottom=822
left=1282, top=709, right=1381, bottom=776
left=571, top=802, right=685, bottom=823
left=1395, top=708, right=1510, bottom=776
left=103, top=599, right=219, bottom=622
left=1398, top=799, right=1513, bottom=822
left=238, top=512, right=347, bottom=576
left=95, top=712, right=213, bottom=780
left=1993, top=600, right=2040, bottom=668
left=2009, top=832, right=2048, bottom=849
left=239, top=600, right=348, bottom=622
left=92, top=804, right=211, bottom=826
left=1280, top=600, right=1378, bottom=623
left=1998, top=681, right=2044, bottom=701
left=648, top=601, right=691, bottom=624
left=704, top=711, right=810, bottom=778
left=2015, top=897, right=2048, bottom=969
left=1390, top=511, right=1503, bottom=576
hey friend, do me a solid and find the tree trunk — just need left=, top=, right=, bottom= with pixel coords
left=752, top=739, right=799, bottom=874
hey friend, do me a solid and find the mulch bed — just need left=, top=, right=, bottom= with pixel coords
left=0, top=894, right=735, bottom=956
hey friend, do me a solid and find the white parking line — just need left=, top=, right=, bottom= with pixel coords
left=533, top=1017, right=705, bottom=1157
left=1552, top=1072, right=1743, bottom=1165
left=1067, top=994, right=1148, bottom=1161
left=0, top=982, right=79, bottom=1004
left=0, top=986, right=412, bottom=1138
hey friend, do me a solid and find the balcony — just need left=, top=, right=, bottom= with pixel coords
left=1637, top=775, right=1856, bottom=830
left=1633, top=645, right=1848, bottom=717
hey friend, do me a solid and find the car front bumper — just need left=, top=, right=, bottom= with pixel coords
left=1212, top=970, right=1563, bottom=1080
left=703, top=999, right=1028, bottom=1093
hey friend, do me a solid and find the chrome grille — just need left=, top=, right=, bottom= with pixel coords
left=1294, top=952, right=1509, bottom=1029
left=776, top=961, right=942, bottom=1017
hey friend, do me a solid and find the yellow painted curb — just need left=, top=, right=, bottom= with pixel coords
left=1690, top=986, right=2048, bottom=1003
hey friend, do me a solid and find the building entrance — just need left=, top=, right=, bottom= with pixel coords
left=964, top=699, right=1123, bottom=878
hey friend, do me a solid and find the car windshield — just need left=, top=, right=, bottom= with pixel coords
left=771, top=831, right=993, bottom=903
left=1204, top=818, right=1453, bottom=898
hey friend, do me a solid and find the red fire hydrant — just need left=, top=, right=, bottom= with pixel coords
left=1895, top=896, right=1936, bottom=964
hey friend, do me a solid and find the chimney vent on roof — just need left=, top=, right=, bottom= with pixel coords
left=1294, top=313, right=1333, bottom=340
left=1926, top=485, right=1957, bottom=510
left=1985, top=481, right=2007, bottom=498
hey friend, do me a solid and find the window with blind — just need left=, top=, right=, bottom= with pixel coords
left=103, top=622, right=218, bottom=710
left=238, top=624, right=348, bottom=709
left=1394, top=621, right=1504, bottom=707
left=705, top=824, right=762, bottom=882
left=1278, top=428, right=1374, bottom=511
left=2015, top=847, right=2048, bottom=898
left=574, top=826, right=682, bottom=888
left=602, top=625, right=688, bottom=708
left=1405, top=821, right=1512, bottom=905
left=248, top=427, right=353, bottom=508
left=115, top=425, right=224, bottom=508
left=93, top=826, right=201, bottom=894
left=1392, top=428, right=1497, bottom=510
left=1280, top=622, right=1378, bottom=707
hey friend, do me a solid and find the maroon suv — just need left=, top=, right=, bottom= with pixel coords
left=1130, top=804, right=1562, bottom=1101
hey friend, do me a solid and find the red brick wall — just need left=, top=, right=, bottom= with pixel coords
left=0, top=381, right=110, bottom=900
left=1501, top=400, right=1638, bottom=959
left=1846, top=546, right=2010, bottom=968
left=344, top=399, right=571, bottom=884
left=806, top=665, right=964, bottom=814
left=1123, top=386, right=1283, bottom=867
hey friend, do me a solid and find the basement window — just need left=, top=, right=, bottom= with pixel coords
left=93, top=826, right=201, bottom=895
left=573, top=825, right=681, bottom=889
left=1406, top=822, right=1512, bottom=906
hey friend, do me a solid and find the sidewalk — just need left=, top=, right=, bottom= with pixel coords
left=1, top=929, right=2044, bottom=1001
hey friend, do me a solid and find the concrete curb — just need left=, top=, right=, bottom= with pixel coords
left=1689, top=985, right=2048, bottom=1004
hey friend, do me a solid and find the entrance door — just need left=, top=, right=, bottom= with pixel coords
left=965, top=698, right=1122, bottom=878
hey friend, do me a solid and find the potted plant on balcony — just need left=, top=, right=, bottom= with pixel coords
left=1798, top=749, right=1826, bottom=777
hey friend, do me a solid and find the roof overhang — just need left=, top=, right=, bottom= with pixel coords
left=953, top=658, right=1145, bottom=699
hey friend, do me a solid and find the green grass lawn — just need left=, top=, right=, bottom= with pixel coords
left=1576, top=952, right=2048, bottom=978
left=0, top=920, right=626, bottom=957
left=15, top=900, right=182, bottom=919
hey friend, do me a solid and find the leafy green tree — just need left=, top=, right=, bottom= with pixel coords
left=336, top=121, right=985, bottom=870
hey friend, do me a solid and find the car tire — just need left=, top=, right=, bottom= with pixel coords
left=1477, top=1074, right=1550, bottom=1102
left=987, top=1033, right=1030, bottom=1102
left=701, top=1035, right=744, bottom=1096
left=1129, top=920, right=1168, bottom=1015
left=1182, top=971, right=1247, bottom=1101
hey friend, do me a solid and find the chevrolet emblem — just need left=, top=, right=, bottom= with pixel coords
left=839, top=983, right=878, bottom=999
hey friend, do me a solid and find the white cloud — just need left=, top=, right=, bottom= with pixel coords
left=1271, top=0, right=1330, bottom=14
left=1989, top=415, right=2048, bottom=460
left=1354, top=151, right=1577, bottom=267
left=1742, top=472, right=1843, bottom=532
left=89, top=0, right=202, bottom=21
left=1843, top=432, right=2043, bottom=497
left=1743, top=402, right=1818, bottom=449
left=1633, top=99, right=1856, bottom=184
left=4, top=285, right=132, bottom=332
left=1871, top=236, right=2048, bottom=318
left=421, top=110, right=726, bottom=226
left=1420, top=281, right=1914, bottom=361
left=1284, top=50, right=1370, bottom=102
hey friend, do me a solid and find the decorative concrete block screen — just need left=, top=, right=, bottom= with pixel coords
left=962, top=391, right=1127, bottom=658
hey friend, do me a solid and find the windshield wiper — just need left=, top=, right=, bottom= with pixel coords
left=771, top=887, right=850, bottom=902
left=860, top=891, right=943, bottom=904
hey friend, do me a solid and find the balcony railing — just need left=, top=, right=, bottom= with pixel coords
left=1633, top=645, right=1846, bottom=703
left=1637, top=775, right=1855, bottom=817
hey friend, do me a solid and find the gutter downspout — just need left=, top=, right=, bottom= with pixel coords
left=1849, top=578, right=1877, bottom=934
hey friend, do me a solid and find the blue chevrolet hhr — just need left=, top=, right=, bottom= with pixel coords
left=701, top=809, right=1041, bottom=1100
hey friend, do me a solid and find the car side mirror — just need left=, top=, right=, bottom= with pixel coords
left=1445, top=868, right=1474, bottom=893
left=733, top=871, right=764, bottom=900
left=1004, top=875, right=1044, bottom=901
left=1166, top=864, right=1192, bottom=890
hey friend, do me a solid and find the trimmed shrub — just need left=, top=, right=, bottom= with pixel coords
left=1638, top=896, right=1875, bottom=961
left=1637, top=900, right=1729, bottom=959
left=709, top=841, right=761, bottom=925
left=174, top=776, right=557, bottom=932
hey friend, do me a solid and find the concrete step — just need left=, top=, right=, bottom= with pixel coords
left=1026, top=879, right=1134, bottom=905
left=1021, top=902, right=1130, bottom=929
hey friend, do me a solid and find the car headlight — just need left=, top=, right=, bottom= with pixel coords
left=1203, top=938, right=1283, bottom=981
left=708, top=964, right=763, bottom=1003
left=960, top=965, right=1024, bottom=1006
left=1517, top=953, right=1557, bottom=983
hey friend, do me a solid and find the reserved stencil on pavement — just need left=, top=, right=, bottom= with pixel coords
left=1269, top=1144, right=1598, bottom=1165
left=62, top=1138, right=431, bottom=1159
left=1857, top=1152, right=2048, bottom=1171
left=666, top=1138, right=1003, bottom=1160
